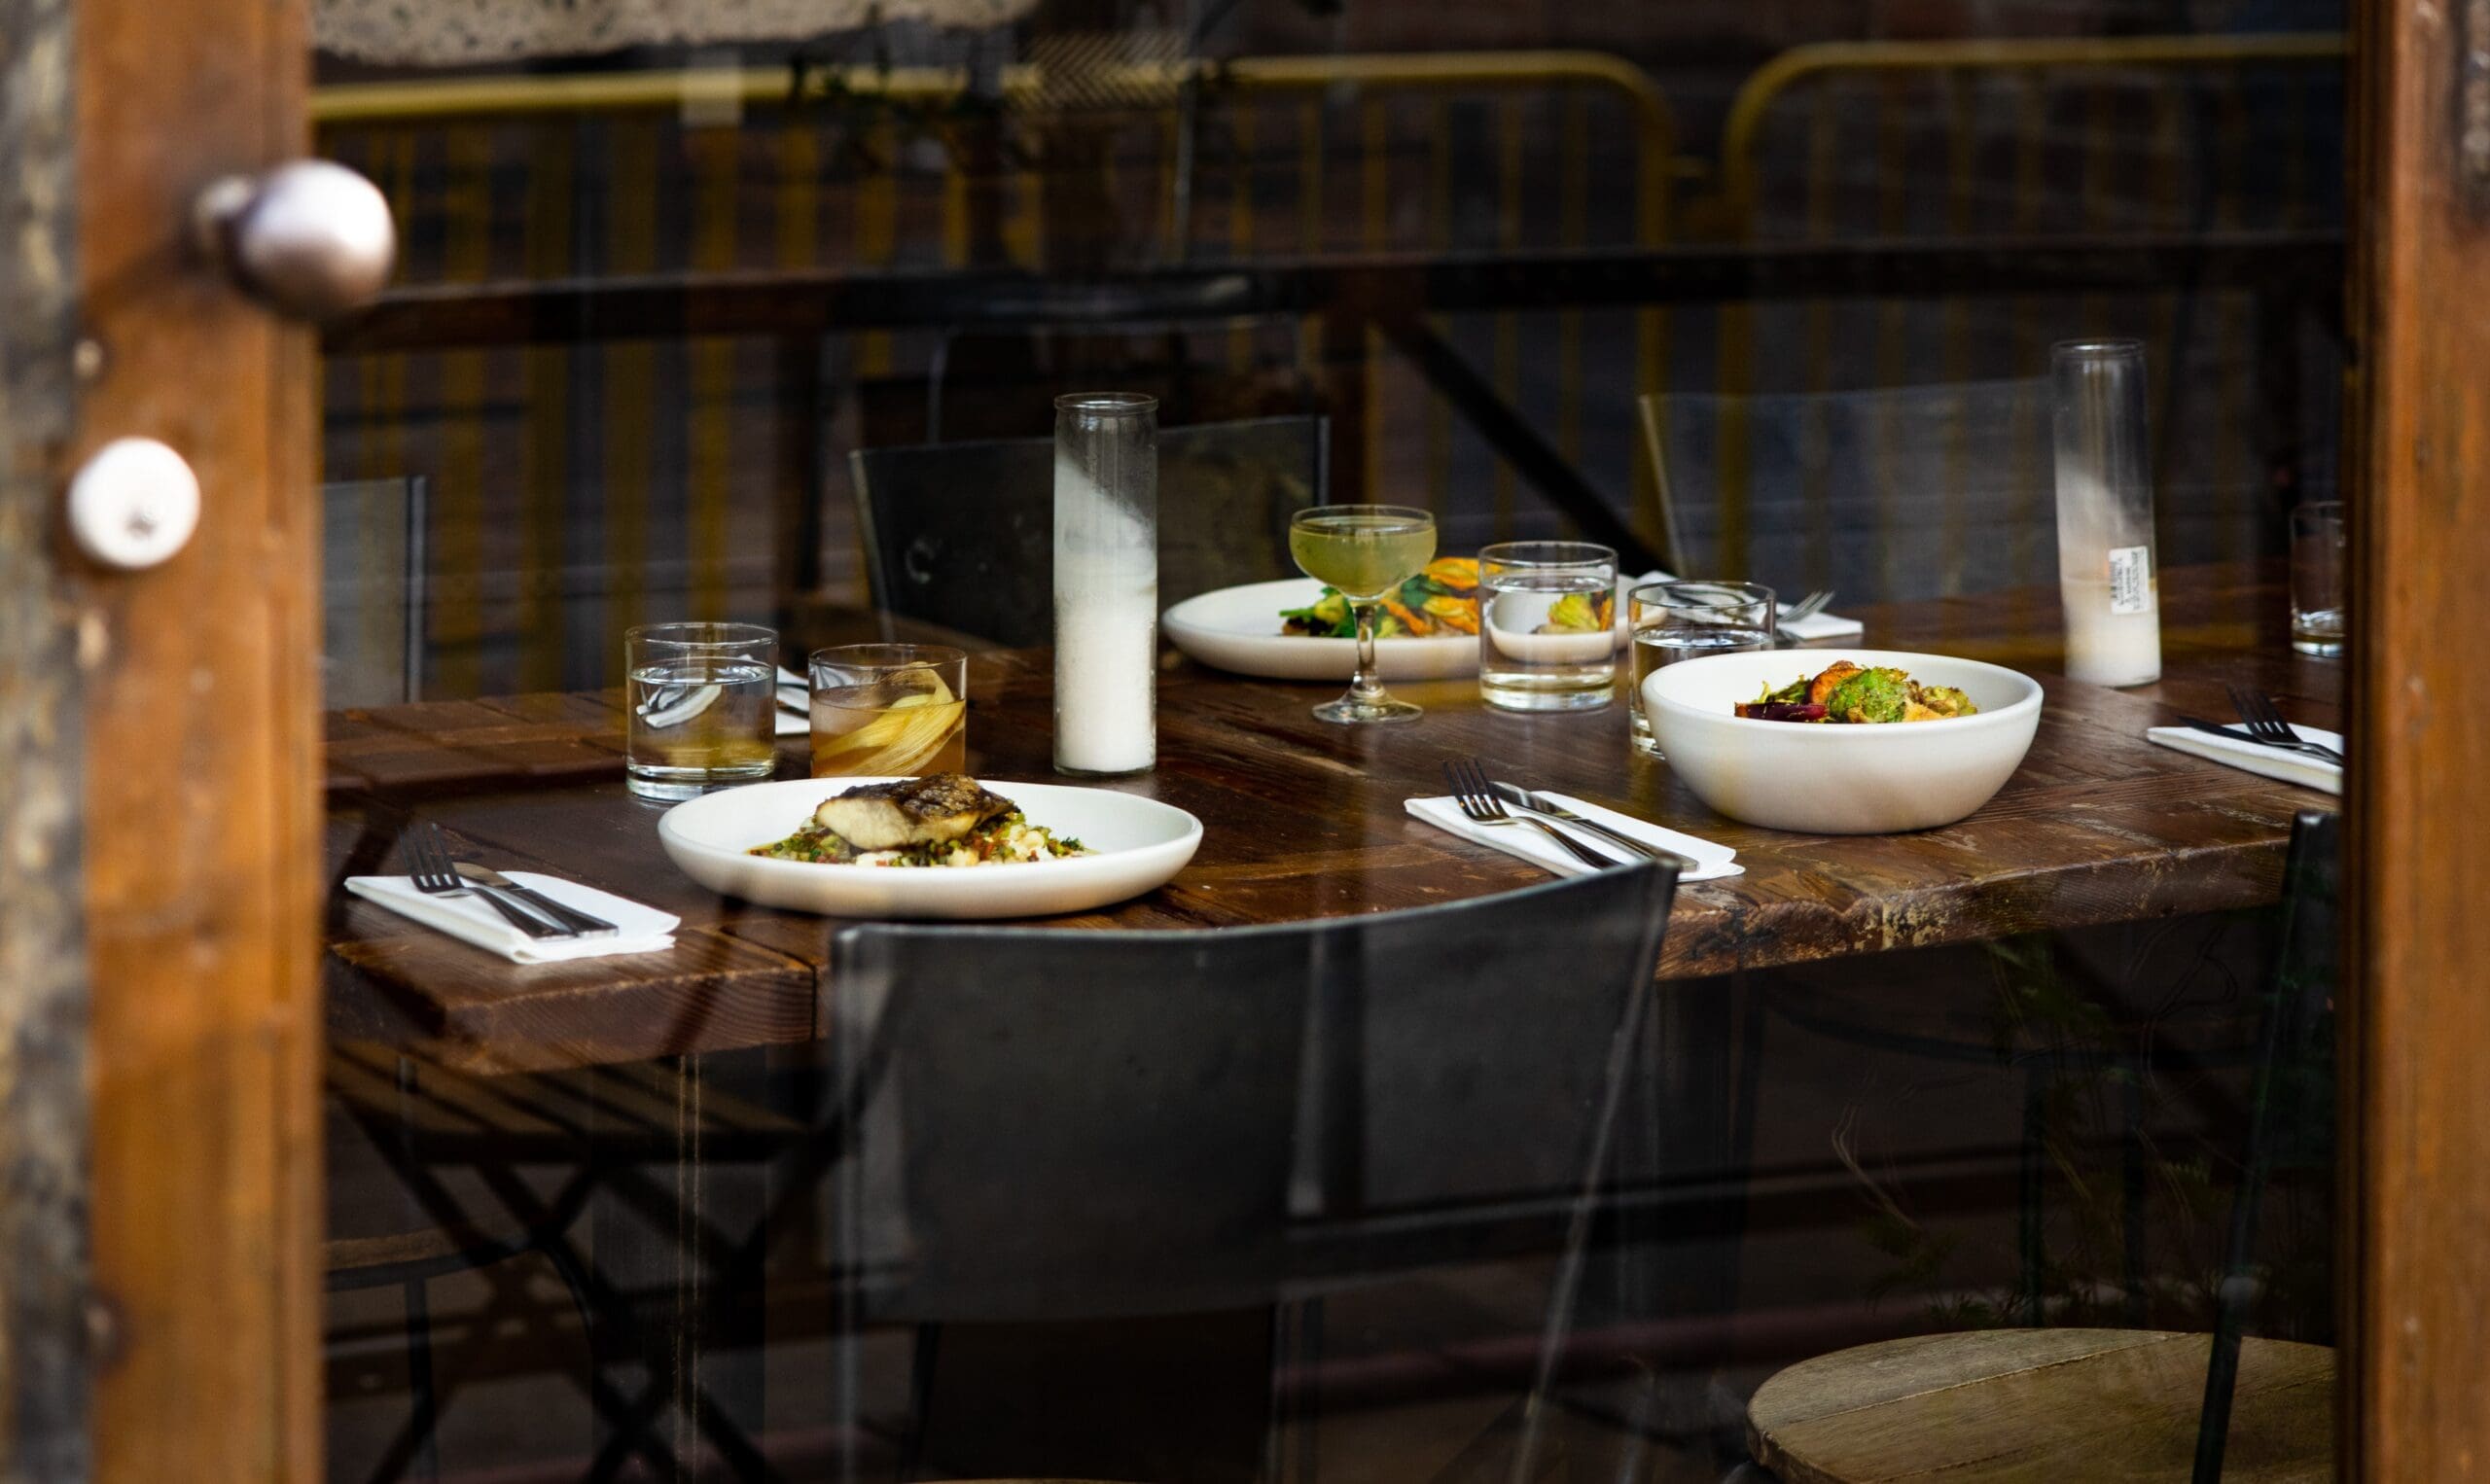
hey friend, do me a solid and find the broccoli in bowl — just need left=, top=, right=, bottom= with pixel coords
left=1733, top=660, right=1978, bottom=724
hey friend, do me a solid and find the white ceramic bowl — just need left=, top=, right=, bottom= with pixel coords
left=1641, top=650, right=2043, bottom=834
left=658, top=777, right=1202, bottom=919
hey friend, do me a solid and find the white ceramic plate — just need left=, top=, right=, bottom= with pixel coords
left=658, top=777, right=1202, bottom=919
left=1164, top=576, right=1645, bottom=682
left=1641, top=650, right=2043, bottom=835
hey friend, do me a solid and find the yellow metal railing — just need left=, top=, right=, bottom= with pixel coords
left=1699, top=33, right=2345, bottom=587
left=314, top=53, right=1685, bottom=692
left=1717, top=33, right=2345, bottom=226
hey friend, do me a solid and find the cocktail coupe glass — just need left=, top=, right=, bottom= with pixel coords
left=1287, top=505, right=1439, bottom=724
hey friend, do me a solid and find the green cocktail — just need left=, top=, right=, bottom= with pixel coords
left=1288, top=506, right=1437, bottom=724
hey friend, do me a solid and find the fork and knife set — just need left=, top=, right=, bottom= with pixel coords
left=343, top=820, right=679, bottom=963
left=2147, top=684, right=2345, bottom=797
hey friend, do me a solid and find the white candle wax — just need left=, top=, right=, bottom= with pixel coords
left=2061, top=574, right=2161, bottom=687
left=1053, top=461, right=1156, bottom=774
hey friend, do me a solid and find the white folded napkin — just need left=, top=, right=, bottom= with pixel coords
left=1406, top=791, right=1744, bottom=881
left=2147, top=723, right=2343, bottom=797
left=1780, top=609, right=1865, bottom=641
left=345, top=871, right=681, bottom=964
left=1623, top=572, right=1863, bottom=641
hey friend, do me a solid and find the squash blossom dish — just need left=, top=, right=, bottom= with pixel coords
left=1734, top=660, right=1979, bottom=724
left=1279, top=557, right=1491, bottom=638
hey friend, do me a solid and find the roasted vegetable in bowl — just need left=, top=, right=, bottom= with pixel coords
left=1735, top=660, right=1978, bottom=724
left=1280, top=557, right=1482, bottom=638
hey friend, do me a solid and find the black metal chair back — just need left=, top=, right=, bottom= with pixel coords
left=824, top=861, right=1678, bottom=1325
left=1641, top=380, right=2054, bottom=603
left=848, top=414, right=1327, bottom=647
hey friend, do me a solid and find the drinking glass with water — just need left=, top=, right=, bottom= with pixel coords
left=1628, top=582, right=1777, bottom=756
left=625, top=622, right=779, bottom=799
left=1477, top=541, right=1619, bottom=712
left=2289, top=501, right=2346, bottom=656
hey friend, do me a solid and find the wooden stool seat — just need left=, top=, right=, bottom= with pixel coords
left=1747, top=1328, right=2333, bottom=1483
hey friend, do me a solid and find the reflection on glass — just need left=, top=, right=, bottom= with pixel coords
left=307, top=5, right=2356, bottom=1480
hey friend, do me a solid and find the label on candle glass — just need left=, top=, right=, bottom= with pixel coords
left=2107, top=546, right=2153, bottom=615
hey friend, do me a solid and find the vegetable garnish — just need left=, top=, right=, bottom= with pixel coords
left=1734, top=661, right=1978, bottom=724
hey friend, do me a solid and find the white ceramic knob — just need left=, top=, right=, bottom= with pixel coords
left=66, top=438, right=200, bottom=570
left=195, top=159, right=397, bottom=321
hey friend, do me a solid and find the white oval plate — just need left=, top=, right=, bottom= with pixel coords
left=1164, top=576, right=1645, bottom=683
left=658, top=777, right=1202, bottom=920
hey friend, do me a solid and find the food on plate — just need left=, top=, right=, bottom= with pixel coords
left=1734, top=660, right=1979, bottom=724
left=750, top=773, right=1090, bottom=866
left=1535, top=589, right=1615, bottom=635
left=1280, top=557, right=1483, bottom=638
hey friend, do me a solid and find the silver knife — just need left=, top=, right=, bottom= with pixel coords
left=1489, top=781, right=1700, bottom=872
left=453, top=863, right=620, bottom=937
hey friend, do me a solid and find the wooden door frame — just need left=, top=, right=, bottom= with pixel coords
left=2346, top=1, right=2490, bottom=1477
left=0, top=0, right=324, bottom=1477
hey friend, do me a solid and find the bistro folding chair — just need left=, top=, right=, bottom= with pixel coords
left=1640, top=381, right=2054, bottom=604
left=1738, top=811, right=2339, bottom=1483
left=323, top=1043, right=808, bottom=1484
left=700, top=863, right=1679, bottom=1484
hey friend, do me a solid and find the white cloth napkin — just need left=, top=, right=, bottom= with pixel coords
left=1779, top=609, right=1865, bottom=640
left=345, top=871, right=681, bottom=964
left=1406, top=791, right=1744, bottom=881
left=1623, top=571, right=1863, bottom=641
left=2147, top=723, right=2343, bottom=797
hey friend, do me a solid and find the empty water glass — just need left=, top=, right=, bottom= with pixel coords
left=1477, top=541, right=1620, bottom=712
left=1629, top=581, right=1776, bottom=757
left=626, top=622, right=779, bottom=799
left=2289, top=501, right=2346, bottom=657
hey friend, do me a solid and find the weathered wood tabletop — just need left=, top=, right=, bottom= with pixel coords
left=324, top=561, right=2342, bottom=1074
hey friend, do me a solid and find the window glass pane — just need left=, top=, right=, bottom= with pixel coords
left=313, top=2, right=2349, bottom=1477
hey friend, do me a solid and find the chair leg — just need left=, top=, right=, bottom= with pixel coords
left=2018, top=1067, right=2047, bottom=1326
left=898, top=1321, right=942, bottom=1482
left=2121, top=1066, right=2150, bottom=1325
left=401, top=1277, right=443, bottom=1484
left=1265, top=1296, right=1323, bottom=1484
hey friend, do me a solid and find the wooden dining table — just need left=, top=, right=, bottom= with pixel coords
left=322, top=560, right=2341, bottom=1077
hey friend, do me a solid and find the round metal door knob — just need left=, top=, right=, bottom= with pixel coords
left=65, top=438, right=201, bottom=571
left=195, top=159, right=397, bottom=321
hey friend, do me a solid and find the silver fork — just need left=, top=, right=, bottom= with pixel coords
left=1443, top=759, right=1623, bottom=870
left=2226, top=684, right=2345, bottom=766
left=404, top=822, right=571, bottom=938
left=1776, top=588, right=1834, bottom=640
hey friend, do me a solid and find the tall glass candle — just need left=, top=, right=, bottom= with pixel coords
left=1052, top=393, right=1158, bottom=775
left=2050, top=339, right=2161, bottom=687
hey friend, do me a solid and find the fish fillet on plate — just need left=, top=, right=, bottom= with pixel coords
left=658, top=776, right=1203, bottom=918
